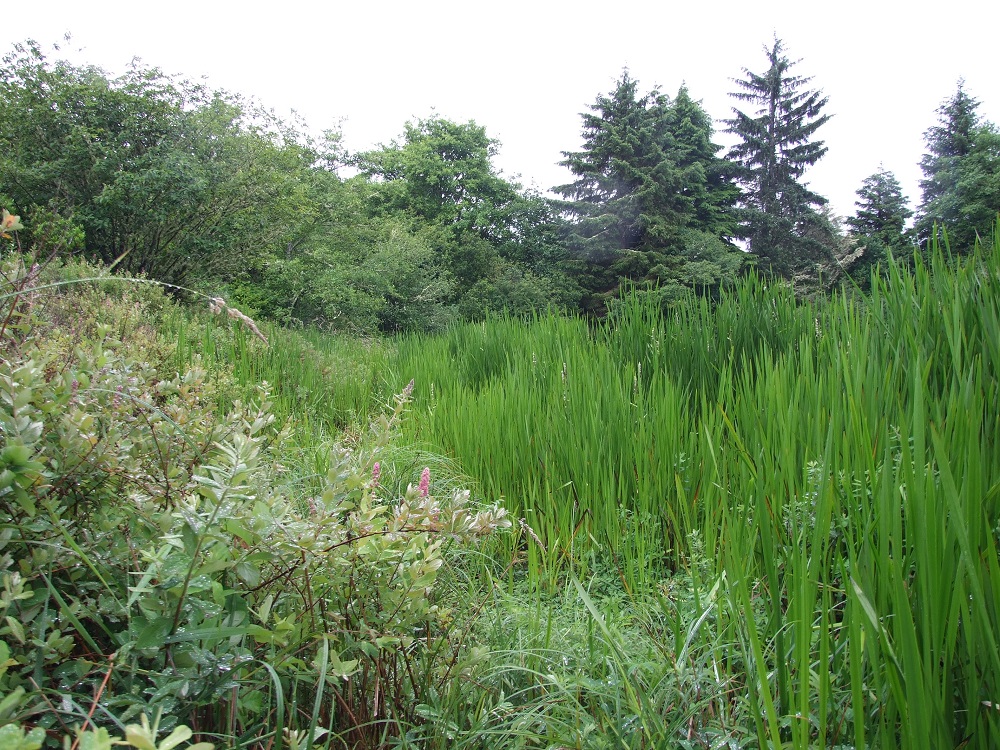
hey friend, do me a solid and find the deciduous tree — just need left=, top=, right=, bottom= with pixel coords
left=0, top=42, right=311, bottom=287
left=356, top=116, right=578, bottom=314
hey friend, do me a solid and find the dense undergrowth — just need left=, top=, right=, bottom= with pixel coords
left=384, top=230, right=1000, bottom=748
left=2, top=214, right=1000, bottom=748
left=0, top=242, right=512, bottom=748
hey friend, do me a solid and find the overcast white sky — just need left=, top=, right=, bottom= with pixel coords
left=10, top=1, right=1000, bottom=220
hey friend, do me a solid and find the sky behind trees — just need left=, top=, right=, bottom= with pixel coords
left=11, top=0, right=1000, bottom=220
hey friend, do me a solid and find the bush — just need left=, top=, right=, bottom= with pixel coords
left=1, top=226, right=509, bottom=747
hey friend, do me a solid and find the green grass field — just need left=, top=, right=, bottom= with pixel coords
left=10, top=234, right=998, bottom=748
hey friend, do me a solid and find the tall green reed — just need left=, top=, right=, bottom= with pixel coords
left=379, top=227, right=1000, bottom=746
left=148, top=223, right=999, bottom=747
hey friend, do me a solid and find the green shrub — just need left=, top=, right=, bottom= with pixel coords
left=0, top=226, right=510, bottom=747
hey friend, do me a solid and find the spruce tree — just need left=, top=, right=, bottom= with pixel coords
left=916, top=82, right=1000, bottom=249
left=848, top=167, right=912, bottom=249
left=846, top=167, right=913, bottom=279
left=725, top=38, right=831, bottom=276
left=555, top=71, right=672, bottom=264
left=918, top=82, right=978, bottom=225
left=662, top=85, right=740, bottom=240
left=954, top=127, right=1000, bottom=247
left=555, top=72, right=739, bottom=309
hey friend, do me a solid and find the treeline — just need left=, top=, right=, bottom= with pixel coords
left=2, top=39, right=998, bottom=332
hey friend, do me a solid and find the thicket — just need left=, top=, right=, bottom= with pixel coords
left=0, top=217, right=511, bottom=748
left=0, top=42, right=579, bottom=336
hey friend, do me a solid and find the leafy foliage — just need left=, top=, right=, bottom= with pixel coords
left=356, top=116, right=580, bottom=318
left=0, top=223, right=510, bottom=747
left=0, top=43, right=314, bottom=289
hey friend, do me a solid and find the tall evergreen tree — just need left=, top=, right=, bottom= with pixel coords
left=555, top=71, right=671, bottom=264
left=917, top=81, right=978, bottom=228
left=954, top=126, right=1000, bottom=245
left=847, top=167, right=912, bottom=249
left=916, top=82, right=1000, bottom=249
left=662, top=85, right=740, bottom=240
left=555, top=72, right=739, bottom=310
left=846, top=167, right=912, bottom=280
left=725, top=38, right=831, bottom=276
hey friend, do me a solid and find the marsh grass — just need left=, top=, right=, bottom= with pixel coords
left=82, top=228, right=999, bottom=747
left=366, top=231, right=1000, bottom=748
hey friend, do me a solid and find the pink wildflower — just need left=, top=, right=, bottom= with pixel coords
left=418, top=467, right=430, bottom=497
left=371, top=461, right=381, bottom=488
left=403, top=379, right=415, bottom=398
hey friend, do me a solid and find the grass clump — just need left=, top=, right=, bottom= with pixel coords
left=380, top=228, right=1000, bottom=748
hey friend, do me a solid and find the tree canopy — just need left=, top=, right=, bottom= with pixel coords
left=356, top=116, right=580, bottom=320
left=0, top=42, right=313, bottom=287
left=2, top=37, right=995, bottom=328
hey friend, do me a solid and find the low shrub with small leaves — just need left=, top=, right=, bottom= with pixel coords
left=0, top=219, right=510, bottom=748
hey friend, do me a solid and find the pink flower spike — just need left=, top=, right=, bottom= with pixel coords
left=371, top=462, right=381, bottom=488
left=418, top=467, right=430, bottom=497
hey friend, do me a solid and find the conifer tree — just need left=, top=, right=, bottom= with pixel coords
left=725, top=38, right=831, bottom=276
left=555, top=71, right=671, bottom=263
left=846, top=167, right=912, bottom=279
left=847, top=167, right=912, bottom=250
left=662, top=85, right=740, bottom=240
left=916, top=82, right=1000, bottom=249
left=555, top=72, right=739, bottom=309
left=918, top=82, right=978, bottom=222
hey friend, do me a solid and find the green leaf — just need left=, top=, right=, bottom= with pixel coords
left=0, top=444, right=31, bottom=467
left=0, top=724, right=45, bottom=750
left=164, top=625, right=250, bottom=643
left=234, top=561, right=260, bottom=587
left=0, top=641, right=13, bottom=678
left=123, top=726, right=157, bottom=750
left=155, top=725, right=192, bottom=750
left=78, top=727, right=117, bottom=750
left=0, top=687, right=26, bottom=719
left=10, top=488, right=36, bottom=518
left=246, top=624, right=277, bottom=644
left=3, top=618, right=24, bottom=646
left=136, top=617, right=173, bottom=650
left=254, top=594, right=274, bottom=625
